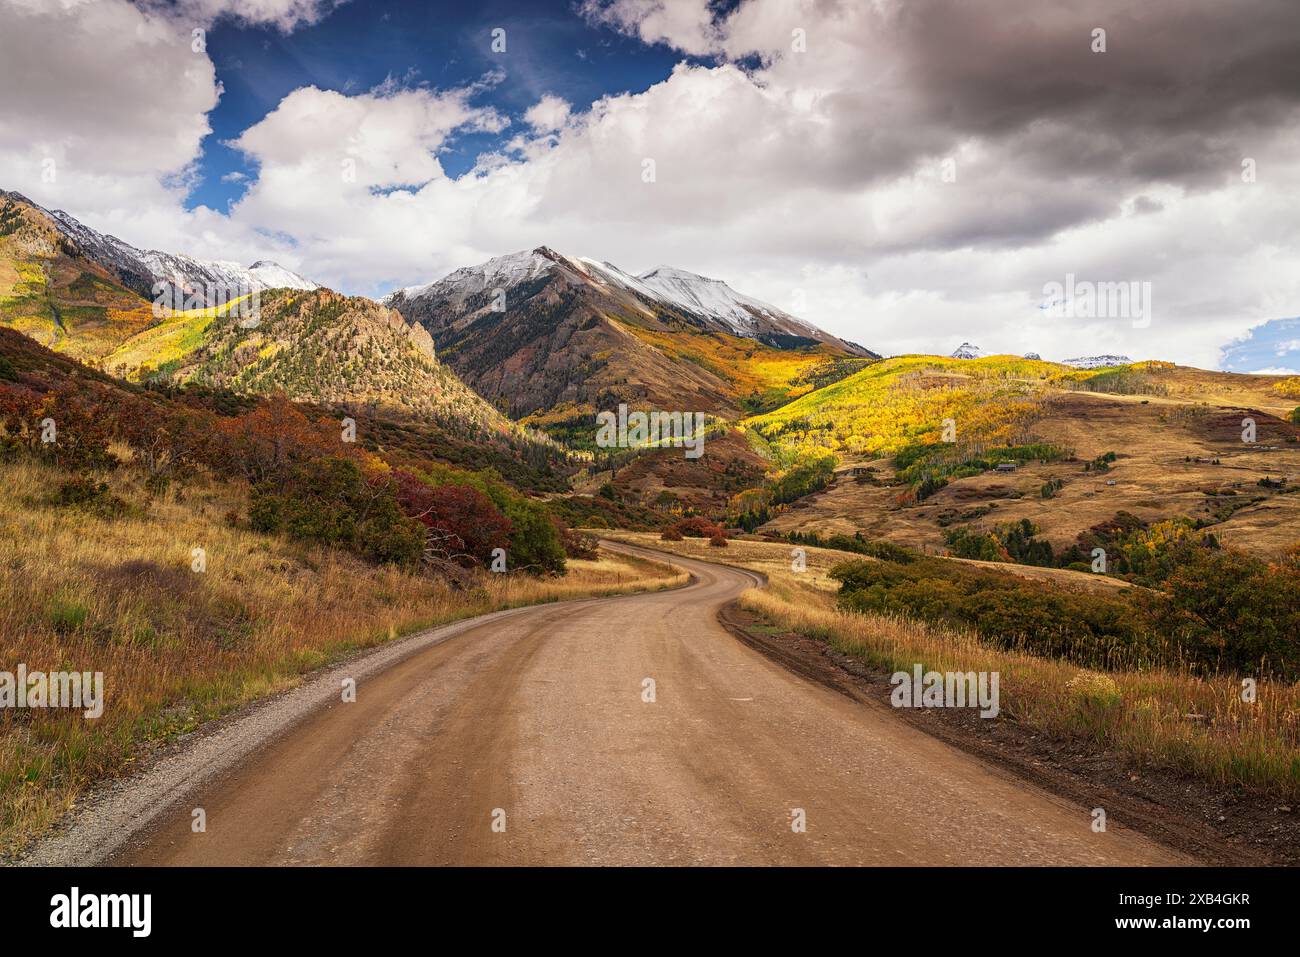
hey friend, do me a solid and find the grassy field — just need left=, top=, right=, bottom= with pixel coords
left=752, top=360, right=1300, bottom=557
left=0, top=457, right=685, bottom=855
left=601, top=532, right=1300, bottom=802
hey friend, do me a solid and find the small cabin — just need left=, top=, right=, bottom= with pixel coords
left=994, top=463, right=1018, bottom=473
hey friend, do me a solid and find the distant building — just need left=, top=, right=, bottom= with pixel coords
left=994, top=463, right=1018, bottom=473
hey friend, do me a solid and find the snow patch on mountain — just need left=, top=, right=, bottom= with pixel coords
left=1062, top=354, right=1133, bottom=368
left=396, top=248, right=558, bottom=301
left=635, top=265, right=815, bottom=336
left=951, top=342, right=983, bottom=359
left=44, top=206, right=315, bottom=304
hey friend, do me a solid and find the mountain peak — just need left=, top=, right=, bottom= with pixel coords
left=638, top=265, right=718, bottom=283
left=951, top=342, right=983, bottom=359
left=1062, top=354, right=1133, bottom=369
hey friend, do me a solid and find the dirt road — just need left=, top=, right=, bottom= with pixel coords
left=107, top=543, right=1188, bottom=866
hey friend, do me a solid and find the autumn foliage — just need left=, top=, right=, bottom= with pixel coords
left=0, top=330, right=564, bottom=576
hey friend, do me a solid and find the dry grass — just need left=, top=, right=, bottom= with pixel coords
left=0, top=459, right=685, bottom=855
left=758, top=387, right=1300, bottom=559
left=604, top=532, right=1300, bottom=801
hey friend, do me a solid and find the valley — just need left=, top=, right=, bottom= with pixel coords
left=2, top=189, right=1299, bottom=865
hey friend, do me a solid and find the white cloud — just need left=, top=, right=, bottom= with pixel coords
left=160, top=0, right=343, bottom=32
left=523, top=95, right=572, bottom=133
left=578, top=0, right=720, bottom=56
left=0, top=0, right=217, bottom=180
left=3, top=0, right=1298, bottom=369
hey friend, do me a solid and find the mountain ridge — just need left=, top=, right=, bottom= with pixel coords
left=1, top=189, right=315, bottom=308
left=387, top=245, right=873, bottom=356
left=383, top=245, right=878, bottom=426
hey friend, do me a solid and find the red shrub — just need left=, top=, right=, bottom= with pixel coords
left=555, top=519, right=599, bottom=559
left=206, top=398, right=343, bottom=484
left=392, top=470, right=512, bottom=566
left=672, top=516, right=723, bottom=539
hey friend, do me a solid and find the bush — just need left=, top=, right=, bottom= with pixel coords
left=498, top=496, right=567, bottom=574
left=393, top=470, right=511, bottom=566
left=250, top=458, right=424, bottom=566
left=407, top=461, right=567, bottom=575
left=830, top=557, right=1181, bottom=673
left=46, top=476, right=128, bottom=518
left=556, top=522, right=599, bottom=560
left=831, top=543, right=1300, bottom=679
left=1066, top=672, right=1122, bottom=710
left=671, top=516, right=723, bottom=539
left=1163, top=546, right=1300, bottom=677
left=660, top=527, right=684, bottom=541
left=708, top=532, right=728, bottom=547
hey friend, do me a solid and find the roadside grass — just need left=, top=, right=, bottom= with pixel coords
left=0, top=458, right=685, bottom=856
left=602, top=532, right=1300, bottom=802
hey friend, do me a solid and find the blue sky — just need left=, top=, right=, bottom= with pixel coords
left=193, top=0, right=692, bottom=211
left=1221, top=318, right=1300, bottom=375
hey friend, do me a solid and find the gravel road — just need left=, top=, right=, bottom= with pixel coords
left=30, top=542, right=1189, bottom=866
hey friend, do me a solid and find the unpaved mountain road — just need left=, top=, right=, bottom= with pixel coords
left=103, top=542, right=1187, bottom=866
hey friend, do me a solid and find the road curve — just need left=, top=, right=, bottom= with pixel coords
left=106, top=542, right=1188, bottom=866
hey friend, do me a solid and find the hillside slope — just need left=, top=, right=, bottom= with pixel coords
left=113, top=287, right=517, bottom=431
left=747, top=356, right=1300, bottom=557
left=0, top=192, right=157, bottom=360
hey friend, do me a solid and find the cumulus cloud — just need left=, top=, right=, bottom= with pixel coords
left=578, top=0, right=720, bottom=56
left=524, top=95, right=572, bottom=133
left=0, top=0, right=217, bottom=180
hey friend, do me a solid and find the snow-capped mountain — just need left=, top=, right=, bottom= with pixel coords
left=387, top=246, right=871, bottom=355
left=385, top=246, right=875, bottom=418
left=635, top=265, right=824, bottom=339
left=32, top=196, right=316, bottom=306
left=1023, top=352, right=1042, bottom=360
left=1062, top=354, right=1133, bottom=369
left=951, top=342, right=983, bottom=359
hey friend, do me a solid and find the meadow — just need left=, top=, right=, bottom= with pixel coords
left=0, top=456, right=684, bottom=855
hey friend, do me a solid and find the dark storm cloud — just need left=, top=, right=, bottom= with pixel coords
left=890, top=0, right=1300, bottom=187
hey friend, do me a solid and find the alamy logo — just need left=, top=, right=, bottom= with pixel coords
left=50, top=887, right=151, bottom=937
left=1041, top=273, right=1152, bottom=328
left=0, top=664, right=103, bottom=719
left=890, top=665, right=1000, bottom=718
left=595, top=404, right=705, bottom=459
